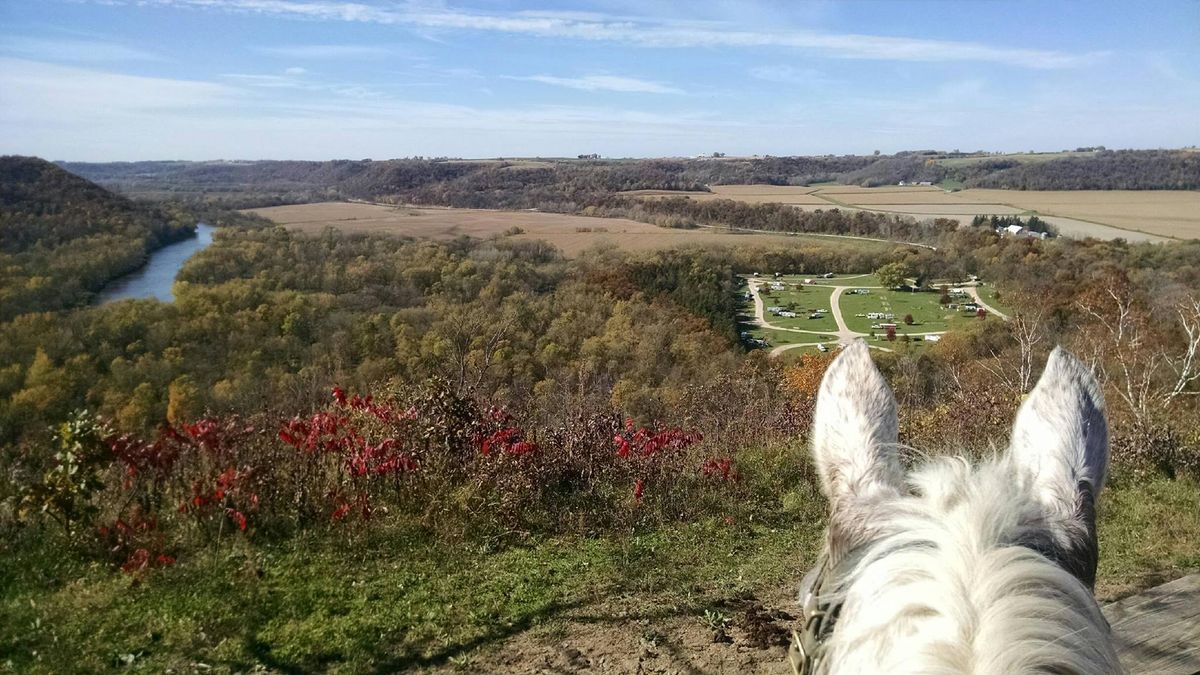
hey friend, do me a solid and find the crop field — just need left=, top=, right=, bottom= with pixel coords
left=708, top=185, right=831, bottom=204
left=244, top=202, right=875, bottom=256
left=626, top=185, right=1196, bottom=242
left=958, top=189, right=1200, bottom=239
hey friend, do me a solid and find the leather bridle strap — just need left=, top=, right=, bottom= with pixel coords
left=789, top=555, right=843, bottom=675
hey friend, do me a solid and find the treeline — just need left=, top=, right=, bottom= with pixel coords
left=970, top=214, right=1055, bottom=235
left=962, top=150, right=1200, bottom=190
left=61, top=150, right=1199, bottom=212
left=597, top=195, right=957, bottom=244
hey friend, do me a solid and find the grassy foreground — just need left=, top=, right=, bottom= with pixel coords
left=1, top=472, right=1197, bottom=673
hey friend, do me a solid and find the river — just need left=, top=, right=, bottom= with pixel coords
left=96, top=223, right=215, bottom=304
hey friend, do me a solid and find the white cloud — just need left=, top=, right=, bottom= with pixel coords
left=0, top=58, right=733, bottom=159
left=284, top=66, right=307, bottom=75
left=254, top=44, right=393, bottom=59
left=0, top=57, right=237, bottom=119
left=117, top=0, right=1107, bottom=69
left=749, top=65, right=829, bottom=86
left=505, top=74, right=684, bottom=94
left=0, top=36, right=163, bottom=62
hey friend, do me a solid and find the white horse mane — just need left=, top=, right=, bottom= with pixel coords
left=805, top=341, right=1122, bottom=674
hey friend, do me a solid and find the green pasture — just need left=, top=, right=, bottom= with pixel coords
left=839, top=288, right=988, bottom=335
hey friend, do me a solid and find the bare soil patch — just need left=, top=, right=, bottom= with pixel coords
left=426, top=588, right=801, bottom=675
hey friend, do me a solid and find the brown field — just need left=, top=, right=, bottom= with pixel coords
left=829, top=191, right=990, bottom=206
left=624, top=185, right=1195, bottom=242
left=244, top=202, right=891, bottom=256
left=620, top=185, right=830, bottom=205
left=709, top=185, right=830, bottom=204
left=864, top=204, right=1026, bottom=215
left=810, top=185, right=942, bottom=195
left=958, top=189, right=1200, bottom=239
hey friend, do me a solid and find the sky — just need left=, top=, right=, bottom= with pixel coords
left=0, top=0, right=1197, bottom=161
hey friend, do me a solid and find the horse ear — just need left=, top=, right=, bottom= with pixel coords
left=812, top=341, right=904, bottom=511
left=1009, top=346, right=1108, bottom=586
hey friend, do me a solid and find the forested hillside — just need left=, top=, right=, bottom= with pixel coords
left=62, top=149, right=1200, bottom=211
left=0, top=156, right=199, bottom=320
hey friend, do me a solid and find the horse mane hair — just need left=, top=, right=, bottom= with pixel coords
left=808, top=342, right=1121, bottom=674
left=820, top=453, right=1121, bottom=674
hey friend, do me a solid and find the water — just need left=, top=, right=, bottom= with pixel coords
left=96, top=223, right=215, bottom=304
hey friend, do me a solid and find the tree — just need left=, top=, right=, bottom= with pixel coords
left=875, top=262, right=912, bottom=290
left=939, top=285, right=951, bottom=306
left=167, top=375, right=202, bottom=425
left=903, top=314, right=915, bottom=325
left=1074, top=273, right=1200, bottom=429
left=886, top=325, right=897, bottom=341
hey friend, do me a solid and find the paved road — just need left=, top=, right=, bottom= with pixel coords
left=966, top=286, right=1010, bottom=320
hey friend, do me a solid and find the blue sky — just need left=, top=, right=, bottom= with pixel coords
left=1, top=0, right=1197, bottom=160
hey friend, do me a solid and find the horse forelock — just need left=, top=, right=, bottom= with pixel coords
left=817, top=453, right=1122, bottom=675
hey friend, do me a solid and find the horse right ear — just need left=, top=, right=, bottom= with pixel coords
left=812, top=341, right=904, bottom=537
left=1009, top=347, right=1109, bottom=587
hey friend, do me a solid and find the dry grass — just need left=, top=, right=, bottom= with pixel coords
left=864, top=204, right=1026, bottom=215
left=244, top=202, right=863, bottom=256
left=709, top=185, right=830, bottom=205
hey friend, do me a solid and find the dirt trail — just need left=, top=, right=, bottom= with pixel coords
left=428, top=588, right=802, bottom=674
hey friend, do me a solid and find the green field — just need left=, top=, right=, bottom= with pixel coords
left=756, top=284, right=837, bottom=333
left=839, top=288, right=985, bottom=334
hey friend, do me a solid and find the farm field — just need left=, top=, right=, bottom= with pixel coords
left=958, top=189, right=1200, bottom=239
left=626, top=185, right=1196, bottom=242
left=621, top=185, right=830, bottom=205
left=243, top=202, right=884, bottom=256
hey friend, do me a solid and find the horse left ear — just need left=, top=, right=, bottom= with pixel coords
left=1009, top=346, right=1108, bottom=587
left=812, top=341, right=904, bottom=553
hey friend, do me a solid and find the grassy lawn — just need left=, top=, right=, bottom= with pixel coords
left=802, top=273, right=881, bottom=287
left=839, top=288, right=988, bottom=335
left=976, top=285, right=1008, bottom=314
left=746, top=327, right=836, bottom=348
left=757, top=286, right=838, bottom=333
left=1, top=472, right=1195, bottom=671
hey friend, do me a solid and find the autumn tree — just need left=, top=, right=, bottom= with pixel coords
left=875, top=262, right=912, bottom=290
